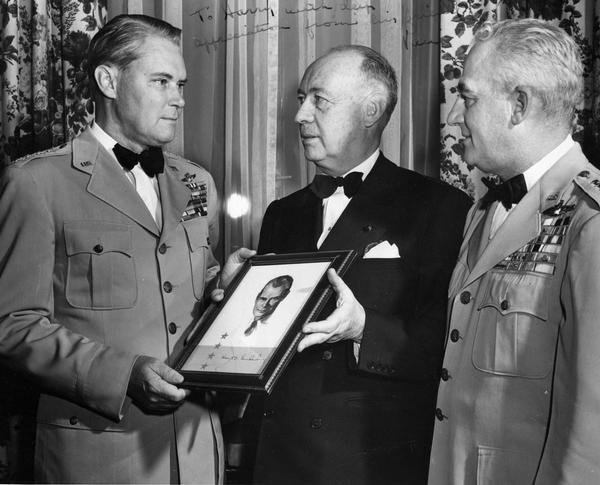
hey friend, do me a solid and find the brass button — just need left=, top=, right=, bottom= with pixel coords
left=450, top=329, right=460, bottom=343
left=168, top=322, right=177, bottom=334
left=93, top=244, right=103, bottom=253
left=459, top=291, right=471, bottom=304
left=158, top=243, right=167, bottom=254
left=322, top=350, right=333, bottom=361
left=435, top=408, right=446, bottom=421
left=69, top=416, right=79, bottom=425
left=500, top=299, right=510, bottom=311
left=441, top=368, right=450, bottom=381
left=362, top=225, right=373, bottom=232
left=163, top=281, right=173, bottom=293
left=310, top=418, right=323, bottom=429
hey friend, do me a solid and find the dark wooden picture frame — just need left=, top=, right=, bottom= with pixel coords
left=173, top=250, right=356, bottom=393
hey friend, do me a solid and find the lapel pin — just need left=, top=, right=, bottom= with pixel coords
left=362, top=224, right=373, bottom=232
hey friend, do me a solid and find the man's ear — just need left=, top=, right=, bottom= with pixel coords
left=94, top=65, right=119, bottom=99
left=362, top=91, right=387, bottom=128
left=510, top=86, right=531, bottom=126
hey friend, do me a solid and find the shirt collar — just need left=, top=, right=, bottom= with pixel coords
left=342, top=148, right=380, bottom=180
left=523, top=134, right=574, bottom=190
left=88, top=122, right=119, bottom=162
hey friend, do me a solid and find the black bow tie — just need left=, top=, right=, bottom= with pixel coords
left=310, top=172, right=363, bottom=199
left=481, top=174, right=527, bottom=210
left=113, top=144, right=164, bottom=177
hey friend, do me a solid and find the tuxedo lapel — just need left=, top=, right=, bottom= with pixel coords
left=74, top=131, right=160, bottom=236
left=319, top=157, right=396, bottom=254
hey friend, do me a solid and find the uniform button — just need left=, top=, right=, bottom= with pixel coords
left=93, top=244, right=103, bottom=253
left=168, top=322, right=177, bottom=334
left=322, top=350, right=333, bottom=361
left=310, top=417, right=323, bottom=429
left=459, top=291, right=471, bottom=304
left=441, top=368, right=450, bottom=381
left=158, top=243, right=167, bottom=254
left=163, top=281, right=173, bottom=293
left=435, top=408, right=446, bottom=421
left=263, top=409, right=275, bottom=417
left=500, top=299, right=510, bottom=311
left=69, top=416, right=79, bottom=425
left=450, top=329, right=460, bottom=342
left=363, top=225, right=373, bottom=232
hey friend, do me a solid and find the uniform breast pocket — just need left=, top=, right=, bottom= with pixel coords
left=472, top=271, right=557, bottom=378
left=183, top=219, right=210, bottom=300
left=64, top=221, right=136, bottom=310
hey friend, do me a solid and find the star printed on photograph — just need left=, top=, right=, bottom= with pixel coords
left=208, top=353, right=215, bottom=359
left=214, top=343, right=221, bottom=349
left=221, top=333, right=228, bottom=339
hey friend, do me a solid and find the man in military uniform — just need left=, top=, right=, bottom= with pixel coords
left=0, top=14, right=251, bottom=484
left=429, top=19, right=600, bottom=484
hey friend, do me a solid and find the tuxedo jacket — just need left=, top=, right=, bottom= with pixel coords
left=0, top=129, right=223, bottom=484
left=429, top=144, right=600, bottom=484
left=251, top=155, right=472, bottom=485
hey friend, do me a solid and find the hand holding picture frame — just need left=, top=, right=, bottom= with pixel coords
left=173, top=250, right=356, bottom=393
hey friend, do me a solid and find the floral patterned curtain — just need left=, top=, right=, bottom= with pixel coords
left=0, top=1, right=105, bottom=480
left=440, top=0, right=600, bottom=199
left=0, top=0, right=104, bottom=166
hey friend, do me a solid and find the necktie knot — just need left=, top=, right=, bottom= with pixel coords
left=113, top=144, right=164, bottom=177
left=310, top=172, right=363, bottom=199
left=481, top=174, right=527, bottom=210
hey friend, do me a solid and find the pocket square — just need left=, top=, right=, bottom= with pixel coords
left=363, top=240, right=401, bottom=259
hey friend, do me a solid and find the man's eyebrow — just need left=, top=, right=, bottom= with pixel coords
left=150, top=72, right=187, bottom=83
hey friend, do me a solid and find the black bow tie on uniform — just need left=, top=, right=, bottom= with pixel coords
left=309, top=172, right=363, bottom=199
left=481, top=174, right=527, bottom=210
left=113, top=144, right=164, bottom=177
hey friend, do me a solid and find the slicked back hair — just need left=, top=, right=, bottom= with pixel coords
left=473, top=19, right=583, bottom=127
left=87, top=14, right=181, bottom=98
left=328, top=45, right=398, bottom=127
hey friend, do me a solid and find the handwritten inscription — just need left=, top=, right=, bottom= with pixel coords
left=190, top=1, right=398, bottom=52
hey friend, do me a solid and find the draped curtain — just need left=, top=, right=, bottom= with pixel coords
left=2, top=0, right=600, bottom=481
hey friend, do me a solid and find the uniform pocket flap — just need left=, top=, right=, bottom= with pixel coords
left=183, top=220, right=209, bottom=252
left=477, top=271, right=548, bottom=320
left=64, top=221, right=132, bottom=257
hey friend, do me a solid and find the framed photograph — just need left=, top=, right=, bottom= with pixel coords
left=173, top=250, right=356, bottom=393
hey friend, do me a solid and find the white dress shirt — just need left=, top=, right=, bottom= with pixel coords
left=489, top=135, right=574, bottom=238
left=88, top=122, right=162, bottom=229
left=316, top=149, right=379, bottom=248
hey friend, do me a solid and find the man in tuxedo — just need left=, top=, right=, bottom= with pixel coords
left=428, top=19, right=600, bottom=484
left=0, top=14, right=252, bottom=484
left=251, top=45, right=471, bottom=484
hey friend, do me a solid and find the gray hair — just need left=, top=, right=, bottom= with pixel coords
left=473, top=19, right=583, bottom=126
left=328, top=45, right=398, bottom=125
left=87, top=14, right=181, bottom=98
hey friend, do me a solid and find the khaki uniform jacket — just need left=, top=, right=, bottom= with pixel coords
left=428, top=143, right=600, bottom=484
left=0, top=129, right=223, bottom=484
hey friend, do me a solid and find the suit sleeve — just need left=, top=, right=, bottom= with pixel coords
left=0, top=166, right=136, bottom=422
left=535, top=212, right=600, bottom=483
left=356, top=186, right=472, bottom=380
left=257, top=200, right=279, bottom=254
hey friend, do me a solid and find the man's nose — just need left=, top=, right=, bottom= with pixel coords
left=447, top=97, right=464, bottom=126
left=171, top=87, right=185, bottom=109
left=295, top=99, right=314, bottom=124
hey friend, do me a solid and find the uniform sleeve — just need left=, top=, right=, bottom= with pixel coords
left=535, top=212, right=600, bottom=483
left=0, top=166, right=136, bottom=422
left=356, top=187, right=472, bottom=380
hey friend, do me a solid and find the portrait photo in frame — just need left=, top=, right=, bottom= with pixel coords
left=173, top=250, right=356, bottom=393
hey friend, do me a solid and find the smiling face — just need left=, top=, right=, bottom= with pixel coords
left=447, top=42, right=516, bottom=179
left=112, top=36, right=186, bottom=150
left=295, top=52, right=371, bottom=176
